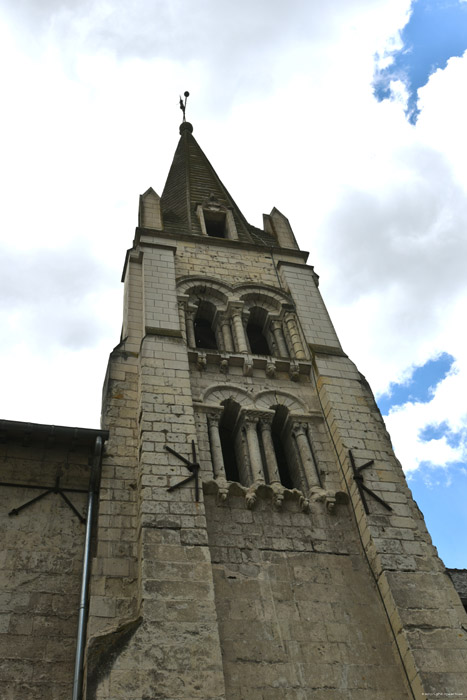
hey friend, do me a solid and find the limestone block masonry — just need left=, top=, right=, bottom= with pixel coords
left=0, top=423, right=107, bottom=700
left=84, top=123, right=467, bottom=700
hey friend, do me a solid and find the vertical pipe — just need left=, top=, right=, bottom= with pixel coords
left=72, top=435, right=103, bottom=700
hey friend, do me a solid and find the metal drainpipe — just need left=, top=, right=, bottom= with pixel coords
left=72, top=435, right=103, bottom=700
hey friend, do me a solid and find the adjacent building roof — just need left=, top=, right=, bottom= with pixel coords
left=0, top=419, right=108, bottom=450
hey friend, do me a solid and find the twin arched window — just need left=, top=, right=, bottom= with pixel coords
left=190, top=302, right=288, bottom=358
left=180, top=281, right=307, bottom=362
left=213, top=400, right=301, bottom=490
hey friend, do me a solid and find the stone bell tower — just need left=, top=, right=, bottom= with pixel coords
left=84, top=120, right=467, bottom=699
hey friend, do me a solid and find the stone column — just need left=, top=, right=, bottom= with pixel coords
left=292, top=422, right=320, bottom=489
left=177, top=300, right=187, bottom=343
left=185, top=305, right=197, bottom=348
left=220, top=317, right=234, bottom=353
left=258, top=417, right=281, bottom=484
left=207, top=413, right=227, bottom=479
left=236, top=427, right=252, bottom=484
left=244, top=416, right=265, bottom=483
left=270, top=320, right=289, bottom=358
left=284, top=312, right=305, bottom=360
left=230, top=305, right=248, bottom=353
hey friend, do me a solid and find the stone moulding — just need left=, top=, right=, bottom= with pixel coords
left=198, top=385, right=318, bottom=416
left=203, top=478, right=348, bottom=513
left=188, top=348, right=312, bottom=379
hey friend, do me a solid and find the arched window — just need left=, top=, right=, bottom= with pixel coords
left=246, top=307, right=271, bottom=355
left=218, top=400, right=241, bottom=482
left=194, top=301, right=218, bottom=350
left=270, top=406, right=298, bottom=489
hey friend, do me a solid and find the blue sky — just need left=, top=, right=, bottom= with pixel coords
left=377, top=352, right=455, bottom=414
left=409, top=464, right=467, bottom=567
left=374, top=0, right=467, bottom=123
left=370, top=0, right=467, bottom=568
left=377, top=352, right=467, bottom=567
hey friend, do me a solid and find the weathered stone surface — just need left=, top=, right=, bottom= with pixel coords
left=0, top=426, right=102, bottom=699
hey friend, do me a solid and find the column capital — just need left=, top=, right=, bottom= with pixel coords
left=226, top=300, right=245, bottom=317
left=242, top=414, right=258, bottom=429
left=207, top=411, right=222, bottom=427
left=185, top=304, right=198, bottom=319
left=292, top=421, right=308, bottom=437
left=258, top=415, right=274, bottom=430
left=243, top=411, right=273, bottom=427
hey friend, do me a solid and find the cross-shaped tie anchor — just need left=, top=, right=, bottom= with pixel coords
left=165, top=440, right=200, bottom=502
left=348, top=449, right=392, bottom=515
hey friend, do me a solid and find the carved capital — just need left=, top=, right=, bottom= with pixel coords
left=227, top=301, right=244, bottom=318
left=186, top=304, right=197, bottom=320
left=242, top=413, right=258, bottom=429
left=292, top=421, right=308, bottom=437
left=207, top=412, right=221, bottom=428
left=258, top=415, right=273, bottom=432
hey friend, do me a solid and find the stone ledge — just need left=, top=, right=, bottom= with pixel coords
left=203, top=478, right=348, bottom=514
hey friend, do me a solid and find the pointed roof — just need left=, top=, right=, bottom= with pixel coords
left=160, top=122, right=275, bottom=246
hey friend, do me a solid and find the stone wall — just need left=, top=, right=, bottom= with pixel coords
left=83, top=231, right=467, bottom=699
left=0, top=427, right=95, bottom=699
left=205, top=491, right=412, bottom=699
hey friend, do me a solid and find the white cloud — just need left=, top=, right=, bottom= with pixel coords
left=384, top=356, right=467, bottom=474
left=1, top=0, right=467, bottom=477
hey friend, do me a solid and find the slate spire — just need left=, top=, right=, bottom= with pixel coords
left=160, top=122, right=272, bottom=244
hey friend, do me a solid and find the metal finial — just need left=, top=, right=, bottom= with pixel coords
left=179, top=90, right=190, bottom=122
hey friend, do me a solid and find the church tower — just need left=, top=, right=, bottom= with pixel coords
left=85, top=119, right=467, bottom=699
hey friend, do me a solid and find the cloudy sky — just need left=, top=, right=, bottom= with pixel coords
left=1, top=0, right=466, bottom=567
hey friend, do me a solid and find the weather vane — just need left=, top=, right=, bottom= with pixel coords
left=179, top=91, right=190, bottom=122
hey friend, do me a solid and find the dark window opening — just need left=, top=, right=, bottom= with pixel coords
left=204, top=210, right=227, bottom=238
left=271, top=430, right=294, bottom=489
left=271, top=406, right=296, bottom=489
left=194, top=317, right=218, bottom=350
left=219, top=399, right=242, bottom=482
left=219, top=425, right=240, bottom=482
left=246, top=321, right=270, bottom=355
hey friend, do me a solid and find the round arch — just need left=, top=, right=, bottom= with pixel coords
left=255, top=390, right=308, bottom=414
left=177, top=276, right=233, bottom=306
left=202, top=384, right=254, bottom=408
